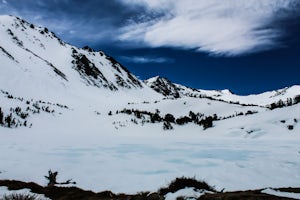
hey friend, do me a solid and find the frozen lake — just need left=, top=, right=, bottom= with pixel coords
left=1, top=131, right=299, bottom=193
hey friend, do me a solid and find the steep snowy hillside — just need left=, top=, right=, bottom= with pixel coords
left=0, top=15, right=159, bottom=103
left=145, top=76, right=300, bottom=107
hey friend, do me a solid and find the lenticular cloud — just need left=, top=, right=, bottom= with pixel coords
left=119, top=0, right=300, bottom=56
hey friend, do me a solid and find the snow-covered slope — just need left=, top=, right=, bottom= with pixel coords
left=145, top=76, right=300, bottom=107
left=0, top=15, right=160, bottom=104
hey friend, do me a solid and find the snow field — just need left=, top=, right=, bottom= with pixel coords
left=1, top=123, right=299, bottom=193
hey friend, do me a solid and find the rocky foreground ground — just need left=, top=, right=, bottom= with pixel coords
left=1, top=178, right=300, bottom=200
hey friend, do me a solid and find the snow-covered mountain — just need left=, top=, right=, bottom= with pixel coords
left=1, top=14, right=300, bottom=135
left=1, top=15, right=300, bottom=196
left=145, top=76, right=300, bottom=107
left=1, top=14, right=300, bottom=130
left=1, top=14, right=299, bottom=111
left=0, top=15, right=160, bottom=103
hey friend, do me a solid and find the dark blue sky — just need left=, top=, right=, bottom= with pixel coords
left=1, top=0, right=300, bottom=94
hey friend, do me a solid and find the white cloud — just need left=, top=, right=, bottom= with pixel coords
left=121, top=56, right=173, bottom=64
left=119, top=0, right=300, bottom=55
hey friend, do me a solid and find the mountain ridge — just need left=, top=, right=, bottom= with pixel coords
left=145, top=76, right=300, bottom=107
left=1, top=15, right=299, bottom=107
left=1, top=15, right=300, bottom=131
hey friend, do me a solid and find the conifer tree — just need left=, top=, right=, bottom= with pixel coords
left=0, top=107, right=3, bottom=125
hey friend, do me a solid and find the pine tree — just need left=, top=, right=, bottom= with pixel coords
left=189, top=111, right=197, bottom=122
left=151, top=113, right=161, bottom=123
left=287, top=98, right=293, bottom=106
left=5, top=114, right=12, bottom=128
left=277, top=99, right=284, bottom=108
left=165, top=113, right=175, bottom=123
left=294, top=95, right=300, bottom=104
left=0, top=107, right=3, bottom=125
left=163, top=121, right=173, bottom=130
left=203, top=116, right=213, bottom=129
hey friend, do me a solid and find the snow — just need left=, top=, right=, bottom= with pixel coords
left=0, top=186, right=51, bottom=200
left=0, top=15, right=300, bottom=196
left=0, top=108, right=300, bottom=193
left=165, top=188, right=209, bottom=200
left=262, top=188, right=300, bottom=199
left=209, top=85, right=300, bottom=106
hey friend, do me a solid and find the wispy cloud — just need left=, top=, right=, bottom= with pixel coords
left=120, top=56, right=174, bottom=64
left=119, top=0, right=300, bottom=56
left=1, top=0, right=299, bottom=56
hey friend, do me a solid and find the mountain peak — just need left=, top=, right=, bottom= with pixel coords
left=0, top=15, right=157, bottom=102
left=219, top=89, right=233, bottom=95
left=145, top=76, right=180, bottom=98
left=146, top=76, right=168, bottom=83
left=0, top=14, right=17, bottom=21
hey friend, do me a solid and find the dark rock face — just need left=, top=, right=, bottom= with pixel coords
left=71, top=50, right=117, bottom=90
left=145, top=77, right=180, bottom=98
left=107, top=55, right=143, bottom=89
left=3, top=16, right=144, bottom=93
left=71, top=49, right=144, bottom=91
